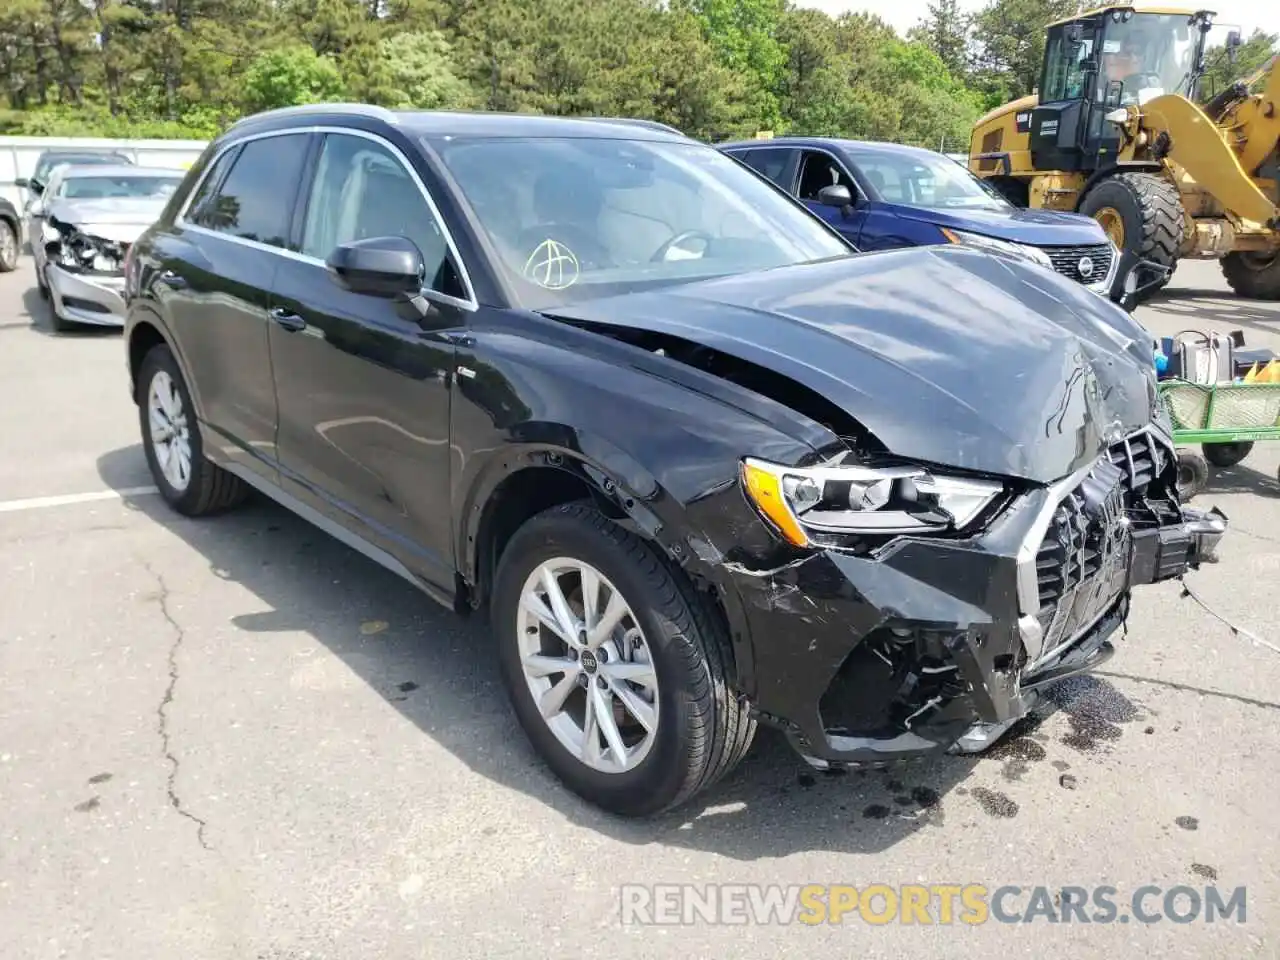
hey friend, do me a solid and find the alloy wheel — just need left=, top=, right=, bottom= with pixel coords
left=516, top=557, right=660, bottom=773
left=0, top=223, right=15, bottom=268
left=148, top=370, right=193, bottom=493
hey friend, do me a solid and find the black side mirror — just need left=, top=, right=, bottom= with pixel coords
left=15, top=177, right=28, bottom=189
left=817, top=184, right=854, bottom=210
left=1065, top=23, right=1084, bottom=44
left=1226, top=29, right=1242, bottom=65
left=325, top=236, right=425, bottom=298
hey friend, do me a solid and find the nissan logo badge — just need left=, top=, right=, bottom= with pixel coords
left=1077, top=255, right=1094, bottom=278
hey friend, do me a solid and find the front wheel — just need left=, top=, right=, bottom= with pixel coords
left=137, top=344, right=247, bottom=516
left=1175, top=449, right=1210, bottom=501
left=492, top=502, right=755, bottom=817
left=0, top=220, right=18, bottom=272
left=1078, top=172, right=1183, bottom=306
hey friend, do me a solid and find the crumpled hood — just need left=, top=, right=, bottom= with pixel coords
left=47, top=198, right=166, bottom=243
left=891, top=203, right=1110, bottom=247
left=553, top=245, right=1162, bottom=484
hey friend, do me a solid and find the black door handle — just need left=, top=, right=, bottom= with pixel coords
left=157, top=269, right=187, bottom=289
left=269, top=306, right=307, bottom=332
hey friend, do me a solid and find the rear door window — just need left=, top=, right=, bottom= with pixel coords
left=191, top=134, right=310, bottom=249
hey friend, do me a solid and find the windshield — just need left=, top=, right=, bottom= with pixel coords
left=1099, top=13, right=1199, bottom=103
left=56, top=175, right=182, bottom=200
left=849, top=149, right=1011, bottom=212
left=431, top=136, right=852, bottom=308
left=34, top=154, right=129, bottom=184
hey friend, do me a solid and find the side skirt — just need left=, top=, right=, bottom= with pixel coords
left=220, top=460, right=458, bottom=612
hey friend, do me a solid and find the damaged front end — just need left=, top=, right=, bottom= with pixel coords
left=43, top=217, right=132, bottom=325
left=726, top=427, right=1227, bottom=769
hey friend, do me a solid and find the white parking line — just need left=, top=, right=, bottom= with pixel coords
left=0, top=487, right=159, bottom=514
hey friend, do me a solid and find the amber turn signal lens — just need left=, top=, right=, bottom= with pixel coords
left=741, top=460, right=808, bottom=547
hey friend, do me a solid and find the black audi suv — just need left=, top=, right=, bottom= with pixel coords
left=122, top=104, right=1227, bottom=816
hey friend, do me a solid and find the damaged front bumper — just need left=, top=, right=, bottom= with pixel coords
left=724, top=435, right=1228, bottom=768
left=46, top=265, right=128, bottom=326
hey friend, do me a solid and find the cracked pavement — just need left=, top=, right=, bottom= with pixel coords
left=1, top=259, right=1278, bottom=959
left=144, top=560, right=212, bottom=851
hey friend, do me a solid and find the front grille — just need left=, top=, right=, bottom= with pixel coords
left=1039, top=243, right=1114, bottom=285
left=1033, top=431, right=1169, bottom=651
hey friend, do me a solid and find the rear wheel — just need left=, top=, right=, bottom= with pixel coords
left=1202, top=441, right=1253, bottom=468
left=1221, top=251, right=1280, bottom=300
left=137, top=344, right=247, bottom=516
left=492, top=502, right=755, bottom=817
left=1079, top=172, right=1183, bottom=305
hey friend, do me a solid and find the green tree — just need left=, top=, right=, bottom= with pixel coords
left=969, top=0, right=1077, bottom=101
left=347, top=30, right=472, bottom=108
left=909, top=0, right=970, bottom=77
left=1199, top=28, right=1278, bottom=102
left=242, top=44, right=346, bottom=113
left=676, top=0, right=786, bottom=132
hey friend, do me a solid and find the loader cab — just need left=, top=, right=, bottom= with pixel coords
left=1031, top=8, right=1212, bottom=171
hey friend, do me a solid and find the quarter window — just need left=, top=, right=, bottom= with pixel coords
left=300, top=132, right=463, bottom=298
left=192, top=134, right=309, bottom=248
left=185, top=146, right=240, bottom=226
left=736, top=148, right=792, bottom=187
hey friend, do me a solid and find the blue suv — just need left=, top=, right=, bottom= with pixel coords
left=719, top=137, right=1127, bottom=307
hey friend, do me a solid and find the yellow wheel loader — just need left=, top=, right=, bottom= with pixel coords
left=968, top=6, right=1280, bottom=305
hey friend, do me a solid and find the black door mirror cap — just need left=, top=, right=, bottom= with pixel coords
left=325, top=235, right=425, bottom=299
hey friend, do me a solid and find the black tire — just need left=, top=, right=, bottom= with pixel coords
left=1175, top=449, right=1209, bottom=501
left=0, top=219, right=17, bottom=272
left=137, top=343, right=247, bottom=516
left=1221, top=251, right=1280, bottom=300
left=1078, top=171, right=1184, bottom=305
left=1202, top=441, right=1253, bottom=468
left=492, top=502, right=755, bottom=817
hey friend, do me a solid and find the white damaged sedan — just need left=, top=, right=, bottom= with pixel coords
left=32, top=165, right=184, bottom=331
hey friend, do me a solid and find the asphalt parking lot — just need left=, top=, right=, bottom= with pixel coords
left=1, top=255, right=1278, bottom=959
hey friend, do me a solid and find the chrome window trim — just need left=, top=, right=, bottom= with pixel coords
left=174, top=124, right=479, bottom=312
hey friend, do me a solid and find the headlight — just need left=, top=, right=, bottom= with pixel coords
left=741, top=456, right=1005, bottom=546
left=941, top=228, right=1054, bottom=270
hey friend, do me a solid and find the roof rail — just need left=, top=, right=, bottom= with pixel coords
left=228, top=102, right=399, bottom=130
left=593, top=117, right=686, bottom=137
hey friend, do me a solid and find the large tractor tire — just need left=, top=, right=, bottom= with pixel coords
left=1221, top=251, right=1280, bottom=300
left=1078, top=171, right=1184, bottom=305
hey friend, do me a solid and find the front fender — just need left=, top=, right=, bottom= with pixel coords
left=124, top=300, right=209, bottom=421
left=450, top=313, right=833, bottom=698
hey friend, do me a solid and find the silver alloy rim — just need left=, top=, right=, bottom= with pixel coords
left=0, top=224, right=14, bottom=266
left=516, top=558, right=659, bottom=773
left=147, top=370, right=193, bottom=493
